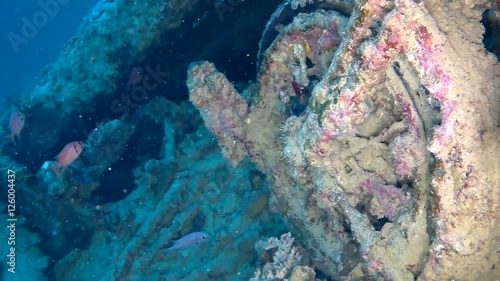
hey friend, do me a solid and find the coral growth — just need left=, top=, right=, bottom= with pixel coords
left=251, top=232, right=315, bottom=280
left=0, top=0, right=498, bottom=280
left=188, top=0, right=500, bottom=280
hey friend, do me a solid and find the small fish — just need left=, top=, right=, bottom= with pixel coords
left=126, top=67, right=143, bottom=91
left=161, top=231, right=210, bottom=254
left=4, top=110, right=25, bottom=145
left=47, top=141, right=83, bottom=174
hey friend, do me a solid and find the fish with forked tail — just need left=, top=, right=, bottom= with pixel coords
left=161, top=231, right=210, bottom=254
left=46, top=141, right=84, bottom=175
left=4, top=110, right=25, bottom=145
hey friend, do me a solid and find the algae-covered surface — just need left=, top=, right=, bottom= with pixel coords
left=0, top=0, right=498, bottom=280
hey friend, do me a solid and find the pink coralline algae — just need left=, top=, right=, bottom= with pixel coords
left=360, top=178, right=410, bottom=220
left=389, top=133, right=425, bottom=181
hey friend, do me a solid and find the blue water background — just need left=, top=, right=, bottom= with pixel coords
left=0, top=1, right=98, bottom=106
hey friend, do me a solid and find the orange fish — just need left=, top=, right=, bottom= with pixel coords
left=48, top=141, right=83, bottom=174
left=4, top=110, right=25, bottom=145
left=126, top=67, right=143, bottom=91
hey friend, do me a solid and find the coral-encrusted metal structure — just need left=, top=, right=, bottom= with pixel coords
left=188, top=0, right=500, bottom=279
